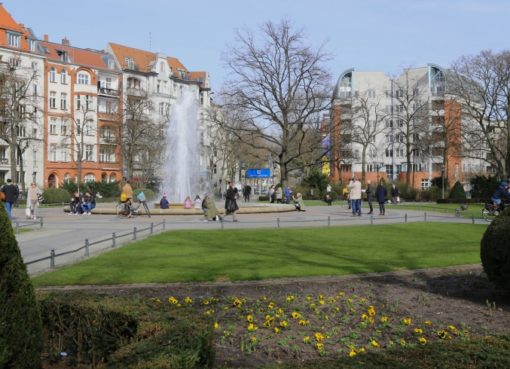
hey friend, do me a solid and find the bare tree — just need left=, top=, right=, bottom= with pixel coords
left=449, top=50, right=510, bottom=178
left=221, top=19, right=332, bottom=186
left=391, top=70, right=430, bottom=192
left=0, top=57, right=41, bottom=190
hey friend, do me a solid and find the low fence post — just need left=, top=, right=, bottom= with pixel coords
left=277, top=217, right=280, bottom=228
left=370, top=214, right=373, bottom=225
left=163, top=219, right=166, bottom=231
left=40, top=217, right=43, bottom=228
left=424, top=212, right=427, bottom=222
left=150, top=222, right=154, bottom=234
left=472, top=215, right=475, bottom=225
left=50, top=249, right=55, bottom=268
left=405, top=213, right=408, bottom=224
left=133, top=227, right=137, bottom=240
left=327, top=216, right=331, bottom=227
left=15, top=222, right=19, bottom=234
left=84, top=239, right=89, bottom=257
left=112, top=232, right=116, bottom=248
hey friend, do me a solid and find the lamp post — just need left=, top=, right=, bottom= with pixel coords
left=441, top=165, right=445, bottom=200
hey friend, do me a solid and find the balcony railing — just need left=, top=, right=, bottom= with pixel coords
left=98, top=87, right=119, bottom=96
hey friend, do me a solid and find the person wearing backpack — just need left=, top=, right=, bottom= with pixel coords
left=1, top=179, right=19, bottom=220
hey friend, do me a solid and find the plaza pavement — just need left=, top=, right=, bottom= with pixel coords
left=12, top=201, right=478, bottom=276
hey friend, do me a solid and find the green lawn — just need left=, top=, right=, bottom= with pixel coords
left=384, top=202, right=483, bottom=219
left=33, top=223, right=486, bottom=286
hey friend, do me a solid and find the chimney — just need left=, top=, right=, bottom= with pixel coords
left=43, top=34, right=48, bottom=41
left=62, top=38, right=70, bottom=46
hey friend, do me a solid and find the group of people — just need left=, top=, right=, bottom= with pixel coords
left=345, top=178, right=393, bottom=216
left=268, top=185, right=294, bottom=204
left=69, top=190, right=97, bottom=215
left=1, top=179, right=42, bottom=220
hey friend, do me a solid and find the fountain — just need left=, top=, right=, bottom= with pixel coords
left=161, top=88, right=208, bottom=203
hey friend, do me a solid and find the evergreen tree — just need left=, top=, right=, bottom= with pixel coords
left=0, top=202, right=42, bottom=368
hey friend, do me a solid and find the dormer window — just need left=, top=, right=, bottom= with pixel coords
left=7, top=32, right=21, bottom=48
left=57, top=50, right=69, bottom=62
left=28, top=39, right=37, bottom=52
left=125, top=57, right=135, bottom=70
left=108, top=59, right=115, bottom=70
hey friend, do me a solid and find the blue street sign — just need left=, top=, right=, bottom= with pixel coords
left=246, top=168, right=271, bottom=178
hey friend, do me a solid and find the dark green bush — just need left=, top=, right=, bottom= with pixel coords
left=418, top=186, right=442, bottom=201
left=303, top=170, right=329, bottom=197
left=62, top=181, right=121, bottom=198
left=470, top=175, right=499, bottom=200
left=259, top=195, right=270, bottom=202
left=449, top=181, right=467, bottom=201
left=0, top=202, right=43, bottom=369
left=39, top=296, right=138, bottom=367
left=108, top=317, right=214, bottom=369
left=481, top=207, right=510, bottom=290
left=43, top=188, right=71, bottom=204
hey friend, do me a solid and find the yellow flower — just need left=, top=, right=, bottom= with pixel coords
left=358, top=348, right=366, bottom=353
left=247, top=323, right=258, bottom=332
left=213, top=322, right=219, bottom=330
left=380, top=316, right=389, bottom=323
left=314, top=332, right=325, bottom=342
left=273, top=327, right=281, bottom=334
left=263, top=320, right=272, bottom=328
left=367, top=305, right=376, bottom=317
left=277, top=308, right=285, bottom=316
left=280, top=320, right=289, bottom=328
left=232, top=297, right=243, bottom=308
left=306, top=295, right=313, bottom=302
left=291, top=311, right=301, bottom=319
left=204, top=309, right=215, bottom=316
left=286, top=295, right=295, bottom=302
left=303, top=336, right=311, bottom=344
left=337, top=291, right=345, bottom=297
left=268, top=302, right=276, bottom=310
left=418, top=336, right=427, bottom=345
left=328, top=297, right=336, bottom=303
left=370, top=339, right=380, bottom=348
left=414, top=328, right=423, bottom=335
left=361, top=313, right=369, bottom=321
left=402, top=317, right=412, bottom=326
left=437, top=329, right=450, bottom=340
left=246, top=314, right=254, bottom=323
left=184, top=296, right=193, bottom=304
left=298, top=319, right=309, bottom=326
left=250, top=335, right=258, bottom=343
left=316, top=342, right=325, bottom=352
left=348, top=350, right=357, bottom=357
left=425, top=320, right=432, bottom=326
left=399, top=338, right=406, bottom=346
left=202, top=298, right=210, bottom=305
left=168, top=296, right=179, bottom=305
left=448, top=325, right=459, bottom=334
left=318, top=299, right=325, bottom=306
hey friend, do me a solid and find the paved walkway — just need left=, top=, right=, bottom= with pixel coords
left=13, top=202, right=477, bottom=275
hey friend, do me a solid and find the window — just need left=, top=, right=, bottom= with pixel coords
left=7, top=32, right=21, bottom=48
left=31, top=61, right=38, bottom=70
left=84, top=173, right=96, bottom=182
left=61, top=69, right=67, bottom=84
left=108, top=59, right=115, bottom=69
left=127, top=77, right=141, bottom=89
left=76, top=95, right=81, bottom=110
left=49, top=92, right=57, bottom=109
left=33, top=84, right=38, bottom=97
left=9, top=57, right=20, bottom=67
left=28, top=39, right=37, bottom=52
left=60, top=93, right=67, bottom=110
left=159, top=61, right=165, bottom=72
left=367, top=89, right=376, bottom=98
left=157, top=80, right=161, bottom=93
left=50, top=118, right=58, bottom=135
left=84, top=121, right=94, bottom=136
left=77, top=72, right=89, bottom=85
left=85, top=145, right=94, bottom=161
left=57, top=50, right=69, bottom=62
left=61, top=119, right=69, bottom=136
left=49, top=144, right=57, bottom=161
left=396, top=89, right=403, bottom=98
left=101, top=126, right=115, bottom=141
left=61, top=146, right=70, bottom=162
left=16, top=126, right=26, bottom=137
left=49, top=68, right=56, bottom=82
left=85, top=95, right=93, bottom=110
left=159, top=102, right=165, bottom=115
left=386, top=119, right=393, bottom=128
left=99, top=146, right=115, bottom=162
left=105, top=77, right=112, bottom=89
left=125, top=57, right=135, bottom=69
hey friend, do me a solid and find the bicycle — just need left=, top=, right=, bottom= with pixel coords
left=116, top=198, right=151, bottom=218
left=481, top=200, right=509, bottom=221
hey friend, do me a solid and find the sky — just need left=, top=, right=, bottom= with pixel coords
left=5, top=0, right=509, bottom=90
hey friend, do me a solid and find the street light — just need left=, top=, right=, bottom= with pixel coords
left=441, top=165, right=445, bottom=200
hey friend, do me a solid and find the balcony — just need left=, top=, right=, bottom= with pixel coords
left=0, top=158, right=7, bottom=165
left=125, top=87, right=146, bottom=97
left=98, top=112, right=120, bottom=122
left=98, top=87, right=119, bottom=97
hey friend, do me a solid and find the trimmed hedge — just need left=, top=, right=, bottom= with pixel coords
left=39, top=296, right=138, bottom=367
left=42, top=188, right=71, bottom=204
left=481, top=207, right=510, bottom=290
left=0, top=202, right=43, bottom=369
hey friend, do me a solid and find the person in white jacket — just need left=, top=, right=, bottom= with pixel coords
left=348, top=177, right=362, bottom=216
left=26, top=182, right=42, bottom=220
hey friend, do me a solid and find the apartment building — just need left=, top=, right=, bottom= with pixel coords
left=329, top=64, right=486, bottom=189
left=40, top=37, right=122, bottom=187
left=0, top=4, right=45, bottom=188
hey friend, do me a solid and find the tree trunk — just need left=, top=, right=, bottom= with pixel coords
left=9, top=124, right=17, bottom=183
left=361, top=145, right=367, bottom=184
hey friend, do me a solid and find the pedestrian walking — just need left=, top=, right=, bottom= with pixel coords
left=391, top=184, right=400, bottom=204
left=376, top=180, right=388, bottom=215
left=27, top=182, right=42, bottom=220
left=242, top=184, right=251, bottom=202
left=365, top=180, right=373, bottom=215
left=348, top=177, right=362, bottom=216
left=0, top=179, right=19, bottom=220
left=225, top=181, right=239, bottom=222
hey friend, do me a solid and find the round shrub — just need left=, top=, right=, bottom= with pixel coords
left=43, top=188, right=71, bottom=204
left=0, top=202, right=43, bottom=368
left=480, top=207, right=510, bottom=290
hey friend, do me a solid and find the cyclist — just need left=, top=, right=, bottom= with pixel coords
left=491, top=181, right=510, bottom=210
left=120, top=178, right=134, bottom=218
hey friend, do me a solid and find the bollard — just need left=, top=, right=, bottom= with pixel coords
left=15, top=222, right=19, bottom=234
left=163, top=218, right=166, bottom=231
left=472, top=215, right=475, bottom=225
left=327, top=216, right=331, bottom=227
left=370, top=214, right=373, bottom=225
left=50, top=249, right=55, bottom=268
left=40, top=217, right=43, bottom=228
left=150, top=222, right=154, bottom=234
left=424, top=212, right=427, bottom=222
left=221, top=220, right=224, bottom=230
left=112, top=232, right=116, bottom=248
left=405, top=213, right=408, bottom=223
left=455, top=209, right=460, bottom=218
left=133, top=227, right=137, bottom=240
left=84, top=239, right=89, bottom=257
left=277, top=217, right=280, bottom=228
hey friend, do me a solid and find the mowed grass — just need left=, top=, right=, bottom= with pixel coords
left=32, top=223, right=487, bottom=286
